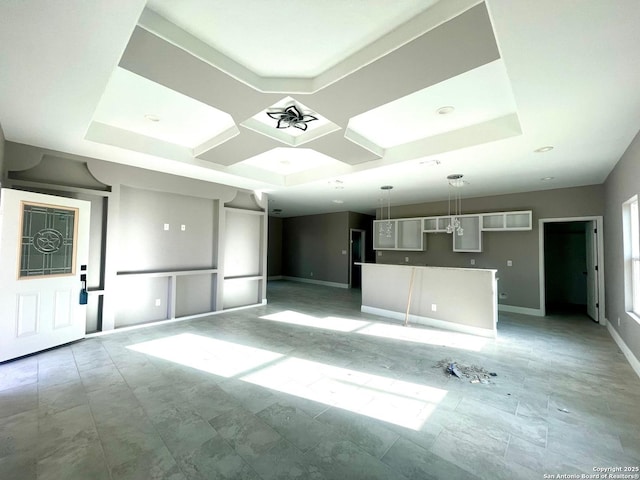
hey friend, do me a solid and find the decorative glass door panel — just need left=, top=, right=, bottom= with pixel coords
left=19, top=202, right=78, bottom=278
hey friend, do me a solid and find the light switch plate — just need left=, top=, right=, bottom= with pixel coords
left=507, top=260, right=513, bottom=267
left=163, top=223, right=169, bottom=231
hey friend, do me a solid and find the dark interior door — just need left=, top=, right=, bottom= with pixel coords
left=351, top=230, right=363, bottom=288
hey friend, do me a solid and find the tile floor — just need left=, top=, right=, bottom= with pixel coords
left=1, top=280, right=639, bottom=479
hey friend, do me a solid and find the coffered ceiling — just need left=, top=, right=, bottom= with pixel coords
left=1, top=1, right=639, bottom=217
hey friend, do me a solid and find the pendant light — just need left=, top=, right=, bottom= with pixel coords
left=379, top=185, right=393, bottom=238
left=446, top=174, right=464, bottom=236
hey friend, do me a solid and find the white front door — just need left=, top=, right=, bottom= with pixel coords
left=0, top=188, right=91, bottom=362
left=585, top=220, right=599, bottom=322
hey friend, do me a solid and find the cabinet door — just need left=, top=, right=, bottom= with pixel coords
left=397, top=219, right=423, bottom=250
left=505, top=211, right=532, bottom=230
left=453, top=216, right=482, bottom=252
left=423, top=217, right=438, bottom=232
left=482, top=213, right=505, bottom=230
left=373, top=220, right=396, bottom=249
left=437, top=217, right=452, bottom=232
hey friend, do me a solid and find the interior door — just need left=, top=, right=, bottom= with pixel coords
left=0, top=188, right=91, bottom=362
left=350, top=229, right=365, bottom=288
left=585, top=220, right=599, bottom=321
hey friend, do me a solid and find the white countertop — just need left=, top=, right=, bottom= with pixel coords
left=356, top=262, right=497, bottom=274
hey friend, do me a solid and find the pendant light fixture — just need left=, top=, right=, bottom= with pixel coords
left=446, top=174, right=464, bottom=236
left=379, top=185, right=393, bottom=238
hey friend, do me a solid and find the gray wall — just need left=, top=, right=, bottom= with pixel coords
left=0, top=123, right=5, bottom=184
left=118, top=186, right=215, bottom=272
left=3, top=142, right=265, bottom=331
left=282, top=212, right=350, bottom=284
left=604, top=128, right=640, bottom=362
left=379, top=185, right=605, bottom=310
left=268, top=216, right=283, bottom=277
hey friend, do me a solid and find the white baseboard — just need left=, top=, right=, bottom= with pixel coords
left=281, top=276, right=349, bottom=289
left=498, top=304, right=544, bottom=317
left=85, top=302, right=265, bottom=338
left=361, top=305, right=496, bottom=339
left=607, top=323, right=640, bottom=379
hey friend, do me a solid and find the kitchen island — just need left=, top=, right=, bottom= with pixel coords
left=357, top=263, right=498, bottom=338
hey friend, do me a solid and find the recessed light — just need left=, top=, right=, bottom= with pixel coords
left=332, top=200, right=344, bottom=204
left=534, top=146, right=554, bottom=153
left=144, top=114, right=160, bottom=122
left=436, top=106, right=455, bottom=115
left=540, top=176, right=555, bottom=181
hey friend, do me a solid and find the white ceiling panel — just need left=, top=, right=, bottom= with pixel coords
left=92, top=67, right=236, bottom=149
left=147, top=0, right=439, bottom=77
left=347, top=60, right=517, bottom=149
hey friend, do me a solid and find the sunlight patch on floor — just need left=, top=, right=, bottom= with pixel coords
left=128, top=333, right=446, bottom=431
left=128, top=333, right=284, bottom=377
left=259, top=310, right=487, bottom=351
left=241, top=355, right=446, bottom=430
left=357, top=322, right=488, bottom=352
left=260, top=310, right=370, bottom=332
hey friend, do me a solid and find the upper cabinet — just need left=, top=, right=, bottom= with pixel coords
left=453, top=215, right=482, bottom=252
left=397, top=218, right=423, bottom=250
left=481, top=211, right=532, bottom=231
left=423, top=216, right=453, bottom=233
left=375, top=210, right=532, bottom=251
left=373, top=218, right=424, bottom=251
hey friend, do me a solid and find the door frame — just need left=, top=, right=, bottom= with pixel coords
left=349, top=228, right=366, bottom=288
left=538, top=216, right=606, bottom=324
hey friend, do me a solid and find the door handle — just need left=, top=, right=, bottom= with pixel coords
left=79, top=273, right=88, bottom=305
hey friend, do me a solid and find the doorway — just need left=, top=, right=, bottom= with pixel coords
left=539, top=217, right=604, bottom=323
left=0, top=188, right=91, bottom=361
left=350, top=229, right=365, bottom=289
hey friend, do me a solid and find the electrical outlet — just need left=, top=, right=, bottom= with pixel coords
left=470, top=259, right=476, bottom=265
left=405, top=257, right=409, bottom=263
left=431, top=304, right=437, bottom=312
left=181, top=224, right=186, bottom=231
left=507, top=260, right=513, bottom=267
left=155, top=298, right=161, bottom=307
left=342, top=250, right=347, bottom=255
left=499, top=292, right=508, bottom=299
left=163, top=223, right=169, bottom=231
left=310, top=272, right=313, bottom=277
left=618, top=317, right=621, bottom=326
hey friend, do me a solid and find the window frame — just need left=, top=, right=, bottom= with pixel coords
left=623, top=194, right=640, bottom=321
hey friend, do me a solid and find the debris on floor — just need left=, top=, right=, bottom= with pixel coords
left=557, top=407, right=570, bottom=413
left=447, top=362, right=463, bottom=379
left=435, top=358, right=494, bottom=383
